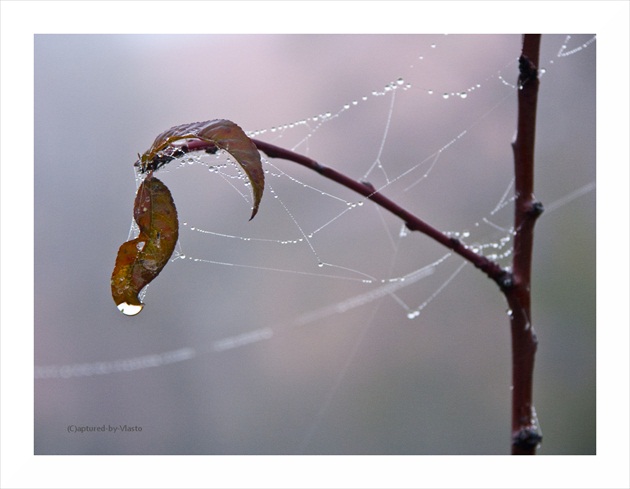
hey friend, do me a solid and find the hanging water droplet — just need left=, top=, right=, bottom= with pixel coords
left=317, top=262, right=324, bottom=268
left=117, top=302, right=144, bottom=316
left=397, top=77, right=404, bottom=85
left=427, top=89, right=434, bottom=95
left=442, top=93, right=450, bottom=99
left=459, top=92, right=468, bottom=99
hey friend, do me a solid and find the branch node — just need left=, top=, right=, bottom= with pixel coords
left=313, top=162, right=326, bottom=174
left=528, top=201, right=544, bottom=219
left=518, top=55, right=539, bottom=88
left=360, top=180, right=376, bottom=193
left=448, top=236, right=462, bottom=249
left=497, top=270, right=515, bottom=291
left=512, top=426, right=543, bottom=452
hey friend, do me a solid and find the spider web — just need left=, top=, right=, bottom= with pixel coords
left=118, top=34, right=594, bottom=346
left=34, top=34, right=596, bottom=455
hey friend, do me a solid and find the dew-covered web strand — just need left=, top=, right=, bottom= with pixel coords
left=291, top=170, right=534, bottom=449
left=295, top=221, right=437, bottom=452
left=211, top=169, right=522, bottom=449
left=177, top=160, right=379, bottom=283
left=362, top=87, right=397, bottom=184
left=36, top=35, right=595, bottom=380
left=297, top=298, right=381, bottom=453
left=556, top=34, right=597, bottom=59
left=170, top=37, right=527, bottom=263
left=400, top=86, right=516, bottom=193
left=172, top=77, right=516, bottom=278
left=269, top=180, right=379, bottom=282
left=33, top=178, right=594, bottom=379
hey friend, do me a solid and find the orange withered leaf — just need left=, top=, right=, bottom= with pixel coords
left=111, top=175, right=179, bottom=315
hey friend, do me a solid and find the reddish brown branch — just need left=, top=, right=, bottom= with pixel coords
left=166, top=137, right=510, bottom=286
left=252, top=139, right=510, bottom=288
left=507, top=34, right=543, bottom=455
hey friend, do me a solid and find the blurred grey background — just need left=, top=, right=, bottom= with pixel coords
left=34, top=34, right=595, bottom=455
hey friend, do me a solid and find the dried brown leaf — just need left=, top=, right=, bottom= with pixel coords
left=111, top=175, right=179, bottom=315
left=138, top=119, right=264, bottom=219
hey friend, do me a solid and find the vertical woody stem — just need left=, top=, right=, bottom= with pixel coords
left=507, top=34, right=543, bottom=455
